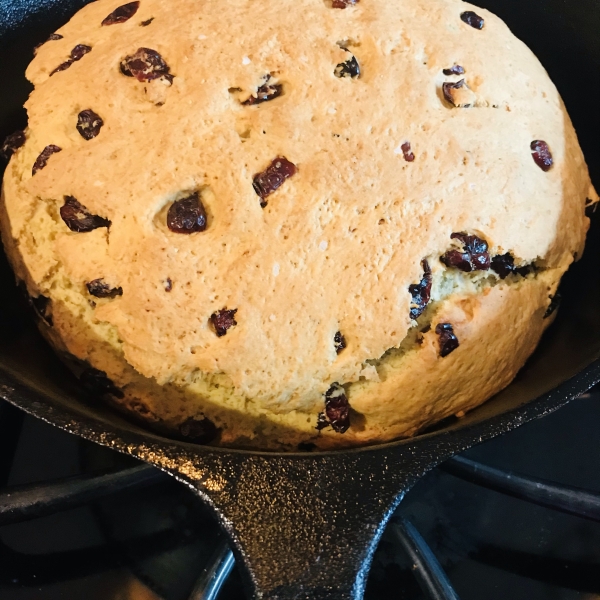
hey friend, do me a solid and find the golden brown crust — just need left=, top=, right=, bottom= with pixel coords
left=1, top=0, right=597, bottom=448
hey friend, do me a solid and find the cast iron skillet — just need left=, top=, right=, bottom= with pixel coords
left=1, top=0, right=599, bottom=597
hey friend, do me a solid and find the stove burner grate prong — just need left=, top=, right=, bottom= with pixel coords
left=188, top=539, right=235, bottom=600
left=391, top=517, right=462, bottom=600
left=441, top=455, right=600, bottom=522
left=0, top=463, right=166, bottom=526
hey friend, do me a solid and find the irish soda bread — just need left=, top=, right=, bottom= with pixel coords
left=1, top=0, right=597, bottom=449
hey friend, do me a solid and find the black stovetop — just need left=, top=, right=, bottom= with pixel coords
left=1, top=387, right=599, bottom=600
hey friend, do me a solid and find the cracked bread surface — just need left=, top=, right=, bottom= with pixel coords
left=1, top=0, right=597, bottom=449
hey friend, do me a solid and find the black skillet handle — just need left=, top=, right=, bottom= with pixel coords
left=187, top=439, right=457, bottom=599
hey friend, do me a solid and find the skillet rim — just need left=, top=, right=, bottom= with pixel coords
left=1, top=356, right=599, bottom=459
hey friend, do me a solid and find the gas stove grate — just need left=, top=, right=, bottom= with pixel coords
left=1, top=394, right=599, bottom=600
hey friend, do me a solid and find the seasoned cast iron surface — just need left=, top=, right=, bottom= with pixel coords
left=1, top=392, right=600, bottom=600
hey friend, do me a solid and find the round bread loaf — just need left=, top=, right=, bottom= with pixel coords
left=1, top=0, right=597, bottom=449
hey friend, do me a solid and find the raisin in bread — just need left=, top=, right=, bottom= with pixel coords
left=1, top=0, right=597, bottom=449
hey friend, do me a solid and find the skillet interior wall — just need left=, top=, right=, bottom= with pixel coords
left=0, top=0, right=599, bottom=444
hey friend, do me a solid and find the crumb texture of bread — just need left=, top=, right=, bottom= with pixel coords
left=1, top=0, right=597, bottom=449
